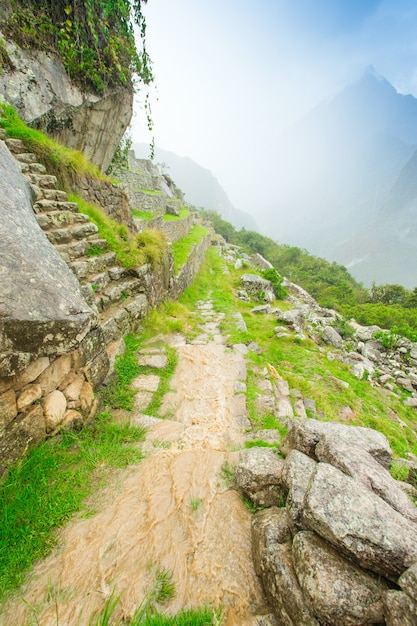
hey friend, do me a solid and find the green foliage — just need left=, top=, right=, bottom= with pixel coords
left=0, top=412, right=145, bottom=601
left=69, top=195, right=168, bottom=269
left=244, top=440, right=278, bottom=449
left=1, top=0, right=153, bottom=94
left=262, top=268, right=287, bottom=299
left=390, top=461, right=409, bottom=482
left=221, top=461, right=236, bottom=488
left=374, top=329, right=400, bottom=351
left=138, top=606, right=222, bottom=626
left=0, top=103, right=102, bottom=185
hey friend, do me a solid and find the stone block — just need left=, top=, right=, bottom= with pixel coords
left=0, top=389, right=17, bottom=428
left=16, top=383, right=42, bottom=412
left=13, top=357, right=50, bottom=390
left=293, top=531, right=388, bottom=626
left=79, top=382, right=95, bottom=414
left=252, top=507, right=291, bottom=576
left=42, top=390, right=67, bottom=433
left=62, top=374, right=85, bottom=402
left=82, top=350, right=110, bottom=387
left=36, top=354, right=73, bottom=395
left=0, top=404, right=45, bottom=474
left=235, top=447, right=285, bottom=508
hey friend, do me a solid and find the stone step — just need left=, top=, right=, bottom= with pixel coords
left=25, top=173, right=58, bottom=189
left=85, top=236, right=109, bottom=251
left=69, top=252, right=117, bottom=280
left=97, top=277, right=145, bottom=312
left=5, top=138, right=25, bottom=153
left=15, top=152, right=40, bottom=164
left=99, top=293, right=148, bottom=336
left=40, top=189, right=68, bottom=202
left=33, top=199, right=79, bottom=214
left=56, top=240, right=90, bottom=263
left=36, top=211, right=90, bottom=231
left=45, top=222, right=99, bottom=245
left=20, top=162, right=47, bottom=175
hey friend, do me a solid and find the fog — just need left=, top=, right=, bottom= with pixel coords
left=131, top=0, right=417, bottom=234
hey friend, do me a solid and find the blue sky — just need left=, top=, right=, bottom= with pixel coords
left=131, top=0, right=417, bottom=213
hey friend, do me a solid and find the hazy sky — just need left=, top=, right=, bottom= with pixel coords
left=131, top=0, right=417, bottom=214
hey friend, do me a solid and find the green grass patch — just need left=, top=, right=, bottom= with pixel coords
left=139, top=607, right=223, bottom=625
left=132, top=210, right=157, bottom=221
left=0, top=103, right=103, bottom=186
left=103, top=331, right=178, bottom=418
left=245, top=440, right=279, bottom=449
left=0, top=412, right=145, bottom=601
left=163, top=207, right=190, bottom=222
left=171, top=225, right=210, bottom=274
left=69, top=194, right=168, bottom=269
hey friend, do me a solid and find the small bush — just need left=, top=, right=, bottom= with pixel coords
left=262, top=268, right=287, bottom=300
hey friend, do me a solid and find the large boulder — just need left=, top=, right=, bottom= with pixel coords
left=322, top=326, right=344, bottom=348
left=251, top=507, right=291, bottom=576
left=316, top=436, right=417, bottom=522
left=293, top=531, right=388, bottom=626
left=281, top=419, right=392, bottom=469
left=0, top=142, right=96, bottom=376
left=281, top=449, right=317, bottom=533
left=303, top=463, right=417, bottom=581
left=260, top=543, right=320, bottom=626
left=235, top=447, right=285, bottom=507
left=241, top=274, right=275, bottom=302
left=383, top=590, right=417, bottom=626
left=0, top=38, right=132, bottom=171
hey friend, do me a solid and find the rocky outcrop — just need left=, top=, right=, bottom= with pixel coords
left=235, top=420, right=417, bottom=625
left=0, top=139, right=96, bottom=377
left=0, top=34, right=132, bottom=171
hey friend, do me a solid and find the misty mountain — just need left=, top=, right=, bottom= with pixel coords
left=336, top=147, right=417, bottom=288
left=132, top=143, right=257, bottom=231
left=258, top=68, right=417, bottom=273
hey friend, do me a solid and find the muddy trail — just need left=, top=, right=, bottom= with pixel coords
left=1, top=300, right=269, bottom=625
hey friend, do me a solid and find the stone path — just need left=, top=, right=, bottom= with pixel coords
left=0, top=299, right=277, bottom=626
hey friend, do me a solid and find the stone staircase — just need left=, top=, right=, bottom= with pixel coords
left=5, top=138, right=157, bottom=373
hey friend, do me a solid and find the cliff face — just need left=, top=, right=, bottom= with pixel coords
left=0, top=33, right=132, bottom=172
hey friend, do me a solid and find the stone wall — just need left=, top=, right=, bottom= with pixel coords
left=0, top=135, right=211, bottom=474
left=75, top=175, right=136, bottom=231
left=162, top=214, right=194, bottom=243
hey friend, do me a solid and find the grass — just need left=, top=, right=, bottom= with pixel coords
left=132, top=210, right=158, bottom=221
left=221, top=461, right=236, bottom=488
left=103, top=332, right=178, bottom=418
left=69, top=194, right=168, bottom=269
left=244, top=440, right=279, bottom=449
left=163, top=207, right=190, bottom=222
left=171, top=225, right=210, bottom=274
left=0, top=412, right=146, bottom=602
left=181, top=247, right=417, bottom=459
left=190, top=496, right=202, bottom=512
left=0, top=103, right=103, bottom=187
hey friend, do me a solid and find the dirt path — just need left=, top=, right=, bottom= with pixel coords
left=1, top=300, right=268, bottom=625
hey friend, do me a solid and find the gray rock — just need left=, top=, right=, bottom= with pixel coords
left=315, top=436, right=417, bottom=522
left=355, top=325, right=381, bottom=342
left=235, top=447, right=285, bottom=508
left=0, top=42, right=132, bottom=171
left=241, top=274, right=275, bottom=301
left=280, top=418, right=392, bottom=469
left=293, top=531, right=388, bottom=626
left=252, top=507, right=291, bottom=575
left=251, top=304, right=271, bottom=314
left=260, top=543, right=320, bottom=626
left=383, top=590, right=417, bottom=626
left=322, top=326, right=344, bottom=348
left=399, top=562, right=417, bottom=602
left=281, top=450, right=317, bottom=533
left=397, top=378, right=415, bottom=393
left=303, top=463, right=417, bottom=581
left=0, top=142, right=95, bottom=377
left=232, top=311, right=247, bottom=331
left=343, top=352, right=375, bottom=378
left=362, top=339, right=383, bottom=361
left=245, top=429, right=281, bottom=446
left=277, top=308, right=306, bottom=331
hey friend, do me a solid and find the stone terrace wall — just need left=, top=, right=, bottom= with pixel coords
left=75, top=175, right=136, bottom=231
left=162, top=214, right=194, bottom=243
left=0, top=135, right=211, bottom=474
